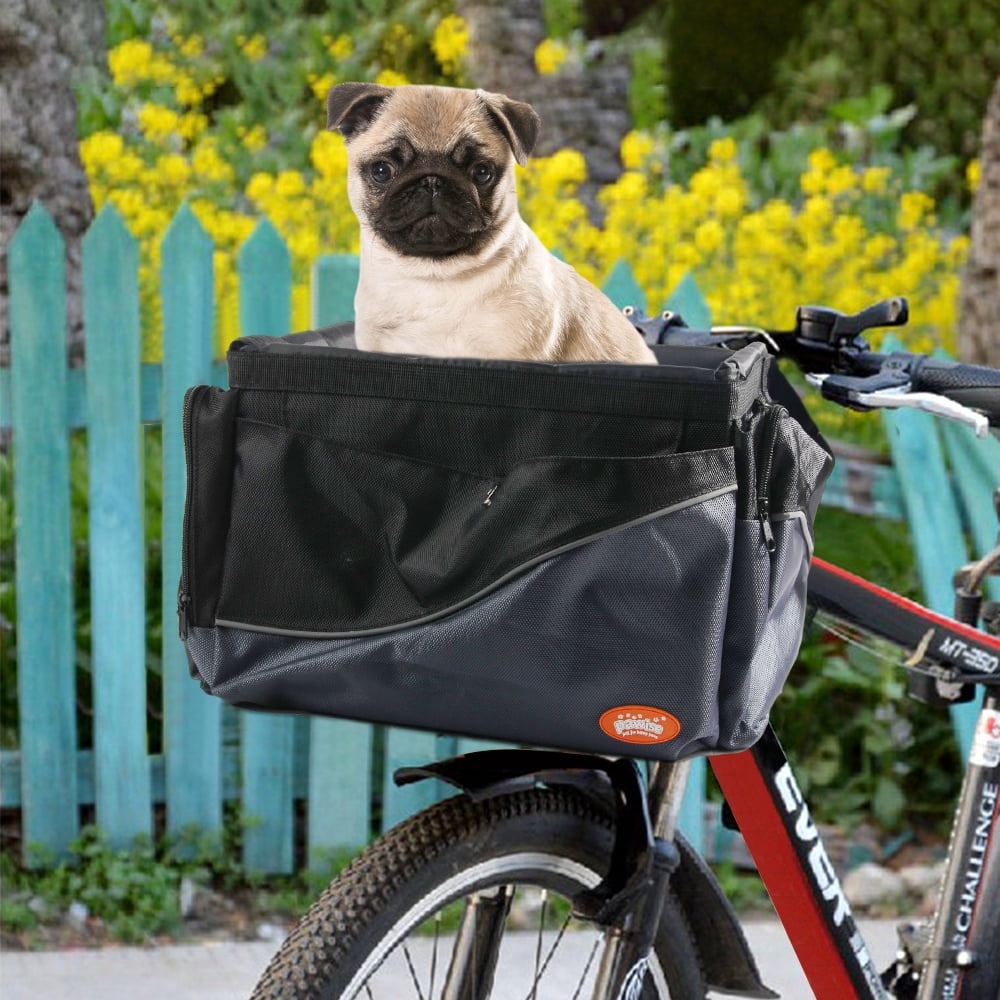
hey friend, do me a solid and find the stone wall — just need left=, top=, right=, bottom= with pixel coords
left=455, top=0, right=631, bottom=211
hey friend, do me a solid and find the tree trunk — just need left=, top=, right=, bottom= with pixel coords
left=0, top=0, right=105, bottom=366
left=455, top=0, right=632, bottom=212
left=958, top=75, right=1000, bottom=368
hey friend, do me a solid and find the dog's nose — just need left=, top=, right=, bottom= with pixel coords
left=420, top=175, right=444, bottom=194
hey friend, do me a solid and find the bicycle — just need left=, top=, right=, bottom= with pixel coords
left=234, top=298, right=1000, bottom=1000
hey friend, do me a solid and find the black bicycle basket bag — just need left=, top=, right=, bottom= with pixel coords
left=180, top=324, right=832, bottom=761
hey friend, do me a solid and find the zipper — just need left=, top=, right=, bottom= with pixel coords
left=756, top=404, right=785, bottom=554
left=178, top=385, right=205, bottom=640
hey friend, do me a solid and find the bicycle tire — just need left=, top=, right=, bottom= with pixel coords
left=250, top=786, right=707, bottom=999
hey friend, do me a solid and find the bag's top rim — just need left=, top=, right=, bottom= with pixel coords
left=223, top=325, right=773, bottom=423
left=228, top=323, right=767, bottom=385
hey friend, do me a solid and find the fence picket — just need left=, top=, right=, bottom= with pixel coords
left=8, top=203, right=79, bottom=861
left=664, top=273, right=712, bottom=329
left=381, top=729, right=441, bottom=831
left=83, top=206, right=152, bottom=844
left=161, top=204, right=223, bottom=837
left=307, top=720, right=373, bottom=866
left=311, top=254, right=359, bottom=327
left=236, top=219, right=296, bottom=873
left=602, top=259, right=646, bottom=312
left=940, top=421, right=1000, bottom=601
left=306, top=249, right=377, bottom=863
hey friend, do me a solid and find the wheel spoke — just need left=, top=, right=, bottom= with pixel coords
left=402, top=942, right=428, bottom=1000
left=569, top=936, right=602, bottom=1000
left=529, top=889, right=548, bottom=1000
left=522, top=908, right=586, bottom=1000
left=429, top=912, right=441, bottom=998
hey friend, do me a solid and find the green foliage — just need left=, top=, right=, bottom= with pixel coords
left=627, top=20, right=668, bottom=130
left=664, top=0, right=811, bottom=127
left=1, top=808, right=350, bottom=944
left=710, top=863, right=770, bottom=912
left=12, top=828, right=183, bottom=942
left=648, top=93, right=963, bottom=228
left=762, top=0, right=1000, bottom=161
left=773, top=508, right=962, bottom=833
left=83, top=0, right=457, bottom=165
left=542, top=0, right=583, bottom=39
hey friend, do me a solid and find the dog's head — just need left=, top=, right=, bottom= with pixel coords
left=327, top=83, right=540, bottom=259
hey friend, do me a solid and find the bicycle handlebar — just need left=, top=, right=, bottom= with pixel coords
left=638, top=297, right=1000, bottom=430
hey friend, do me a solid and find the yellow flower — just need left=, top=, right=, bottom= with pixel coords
left=174, top=73, right=205, bottom=108
left=967, top=158, right=981, bottom=193
left=239, top=34, right=268, bottom=62
left=548, top=148, right=587, bottom=186
left=246, top=172, right=274, bottom=204
left=714, top=184, right=745, bottom=219
left=432, top=14, right=469, bottom=76
left=534, top=38, right=568, bottom=76
left=178, top=34, right=205, bottom=59
left=108, top=39, right=176, bottom=87
left=621, top=131, right=655, bottom=171
left=806, top=148, right=837, bottom=174
left=137, top=103, right=181, bottom=144
left=708, top=136, right=738, bottom=164
left=826, top=165, right=858, bottom=197
left=240, top=125, right=268, bottom=153
left=694, top=218, right=725, bottom=255
left=156, top=153, right=192, bottom=187
left=275, top=170, right=306, bottom=198
left=191, top=140, right=234, bottom=184
left=375, top=69, right=410, bottom=87
left=310, top=130, right=348, bottom=178
left=326, top=33, right=354, bottom=61
left=897, top=190, right=935, bottom=230
left=80, top=131, right=125, bottom=170
left=177, top=112, right=209, bottom=142
left=310, top=72, right=336, bottom=104
left=861, top=166, right=891, bottom=195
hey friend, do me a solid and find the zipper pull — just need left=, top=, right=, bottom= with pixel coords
left=758, top=498, right=776, bottom=553
left=177, top=591, right=191, bottom=640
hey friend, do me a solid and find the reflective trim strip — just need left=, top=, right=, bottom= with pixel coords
left=215, top=483, right=739, bottom=640
left=771, top=510, right=814, bottom=553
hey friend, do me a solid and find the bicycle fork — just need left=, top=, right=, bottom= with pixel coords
left=589, top=760, right=690, bottom=1000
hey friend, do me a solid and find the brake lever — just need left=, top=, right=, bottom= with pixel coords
left=806, top=375, right=991, bottom=437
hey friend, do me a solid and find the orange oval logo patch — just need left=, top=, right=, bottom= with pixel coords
left=599, top=706, right=681, bottom=745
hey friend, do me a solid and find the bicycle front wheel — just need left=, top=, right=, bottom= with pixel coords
left=251, top=786, right=706, bottom=999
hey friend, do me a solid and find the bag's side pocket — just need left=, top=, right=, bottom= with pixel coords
left=180, top=385, right=240, bottom=645
left=716, top=405, right=831, bottom=751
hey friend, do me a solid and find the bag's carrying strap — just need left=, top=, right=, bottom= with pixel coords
left=226, top=340, right=769, bottom=422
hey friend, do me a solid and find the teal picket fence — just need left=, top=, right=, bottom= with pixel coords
left=2, top=202, right=997, bottom=871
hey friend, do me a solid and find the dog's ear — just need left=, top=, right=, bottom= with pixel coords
left=327, top=82, right=393, bottom=139
left=476, top=90, right=540, bottom=167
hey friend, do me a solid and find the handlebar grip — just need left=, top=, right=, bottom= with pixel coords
left=911, top=358, right=1000, bottom=426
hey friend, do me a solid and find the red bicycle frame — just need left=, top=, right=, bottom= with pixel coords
left=713, top=557, right=1000, bottom=1000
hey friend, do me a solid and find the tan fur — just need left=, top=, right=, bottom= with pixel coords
left=333, top=84, right=656, bottom=364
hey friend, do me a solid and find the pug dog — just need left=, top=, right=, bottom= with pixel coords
left=326, top=82, right=656, bottom=363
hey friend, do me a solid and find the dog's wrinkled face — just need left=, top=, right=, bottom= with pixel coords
left=327, top=83, right=539, bottom=259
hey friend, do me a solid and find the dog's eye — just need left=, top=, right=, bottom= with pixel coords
left=369, top=161, right=394, bottom=184
left=471, top=162, right=495, bottom=186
